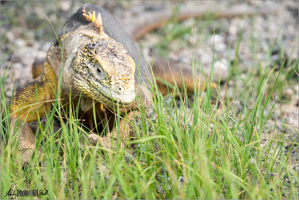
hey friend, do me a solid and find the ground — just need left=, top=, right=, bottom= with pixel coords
left=0, top=1, right=298, bottom=199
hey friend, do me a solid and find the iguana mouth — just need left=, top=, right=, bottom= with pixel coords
left=73, top=73, right=135, bottom=108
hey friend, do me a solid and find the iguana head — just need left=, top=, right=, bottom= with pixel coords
left=71, top=11, right=136, bottom=109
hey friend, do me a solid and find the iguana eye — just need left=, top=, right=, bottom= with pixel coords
left=95, top=65, right=108, bottom=80
left=97, top=67, right=103, bottom=75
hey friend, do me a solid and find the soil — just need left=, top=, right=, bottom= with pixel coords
left=1, top=0, right=298, bottom=176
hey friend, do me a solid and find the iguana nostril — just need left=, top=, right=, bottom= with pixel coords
left=115, top=85, right=123, bottom=92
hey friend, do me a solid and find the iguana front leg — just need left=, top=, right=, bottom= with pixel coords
left=9, top=61, right=58, bottom=163
left=89, top=111, right=140, bottom=150
left=31, top=58, right=44, bottom=79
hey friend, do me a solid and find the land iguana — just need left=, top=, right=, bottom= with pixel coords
left=9, top=4, right=199, bottom=162
left=9, top=3, right=275, bottom=163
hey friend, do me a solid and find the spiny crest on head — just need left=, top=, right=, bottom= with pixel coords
left=82, top=9, right=104, bottom=34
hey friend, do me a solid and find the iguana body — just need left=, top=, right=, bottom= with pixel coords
left=9, top=4, right=203, bottom=162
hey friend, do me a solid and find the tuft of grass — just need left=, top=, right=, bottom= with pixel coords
left=1, top=47, right=298, bottom=198
left=1, top=3, right=298, bottom=199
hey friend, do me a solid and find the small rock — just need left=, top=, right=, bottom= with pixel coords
left=207, top=34, right=226, bottom=52
left=189, top=35, right=198, bottom=45
left=37, top=51, right=47, bottom=59
left=197, top=49, right=212, bottom=65
left=182, top=18, right=195, bottom=27
left=25, top=32, right=35, bottom=41
left=49, top=14, right=57, bottom=24
left=235, top=79, right=244, bottom=88
left=179, top=57, right=191, bottom=64
left=35, top=7, right=44, bottom=19
left=60, top=1, right=71, bottom=12
left=15, top=39, right=25, bottom=47
left=240, top=73, right=246, bottom=80
left=283, top=88, right=293, bottom=100
left=6, top=54, right=21, bottom=63
left=39, top=42, right=51, bottom=52
left=5, top=31, right=15, bottom=43
left=23, top=48, right=38, bottom=58
left=178, top=176, right=184, bottom=183
left=248, top=1, right=263, bottom=6
left=211, top=59, right=229, bottom=81
left=207, top=34, right=225, bottom=46
left=219, top=90, right=226, bottom=98
left=293, top=85, right=299, bottom=94
left=227, top=87, right=234, bottom=98
left=228, top=18, right=243, bottom=37
left=11, top=63, right=23, bottom=69
left=131, top=5, right=146, bottom=15
left=215, top=43, right=227, bottom=52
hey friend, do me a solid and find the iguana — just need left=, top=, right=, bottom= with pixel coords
left=9, top=3, right=274, bottom=163
left=9, top=4, right=204, bottom=163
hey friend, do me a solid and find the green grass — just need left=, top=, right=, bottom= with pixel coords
left=1, top=2, right=299, bottom=199
left=1, top=51, right=298, bottom=199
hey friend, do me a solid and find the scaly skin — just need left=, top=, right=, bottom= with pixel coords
left=9, top=6, right=140, bottom=163
left=10, top=61, right=58, bottom=163
left=9, top=3, right=216, bottom=163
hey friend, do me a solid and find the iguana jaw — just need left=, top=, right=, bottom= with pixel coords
left=72, top=72, right=135, bottom=108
